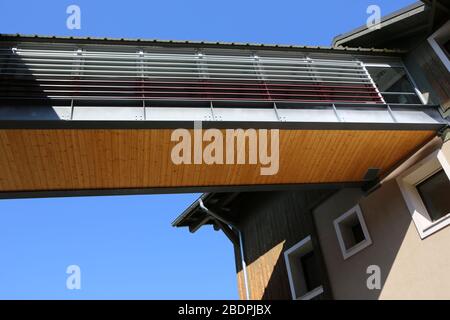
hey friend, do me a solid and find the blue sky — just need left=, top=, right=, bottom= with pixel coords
left=0, top=0, right=416, bottom=299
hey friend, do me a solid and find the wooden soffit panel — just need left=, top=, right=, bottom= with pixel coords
left=0, top=129, right=436, bottom=195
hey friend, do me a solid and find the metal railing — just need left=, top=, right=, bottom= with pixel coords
left=0, top=46, right=383, bottom=104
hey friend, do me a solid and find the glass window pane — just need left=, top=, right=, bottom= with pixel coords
left=366, top=66, right=416, bottom=93
left=366, top=66, right=422, bottom=104
left=383, top=93, right=422, bottom=104
left=338, top=213, right=365, bottom=250
left=416, top=170, right=450, bottom=222
left=351, top=222, right=365, bottom=244
left=300, top=251, right=321, bottom=292
left=444, top=39, right=450, bottom=58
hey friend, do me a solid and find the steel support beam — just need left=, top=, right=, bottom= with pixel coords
left=0, top=101, right=446, bottom=130
left=0, top=181, right=364, bottom=200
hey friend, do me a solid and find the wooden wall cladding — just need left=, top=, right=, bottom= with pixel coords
left=234, top=191, right=332, bottom=300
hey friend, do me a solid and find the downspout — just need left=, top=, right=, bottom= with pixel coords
left=198, top=199, right=251, bottom=300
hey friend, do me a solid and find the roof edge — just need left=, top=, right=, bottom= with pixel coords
left=171, top=193, right=210, bottom=227
left=0, top=33, right=406, bottom=55
left=332, top=1, right=426, bottom=47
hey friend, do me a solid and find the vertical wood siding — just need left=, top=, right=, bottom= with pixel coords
left=233, top=190, right=333, bottom=299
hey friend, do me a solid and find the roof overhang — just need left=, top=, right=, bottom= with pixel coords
left=333, top=1, right=449, bottom=49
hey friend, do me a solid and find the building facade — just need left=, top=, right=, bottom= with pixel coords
left=0, top=0, right=449, bottom=300
left=174, top=1, right=450, bottom=300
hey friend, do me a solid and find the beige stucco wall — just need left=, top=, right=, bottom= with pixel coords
left=442, top=137, right=450, bottom=160
left=313, top=139, right=450, bottom=299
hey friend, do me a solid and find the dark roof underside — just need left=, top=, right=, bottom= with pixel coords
left=333, top=1, right=449, bottom=49
left=172, top=192, right=243, bottom=231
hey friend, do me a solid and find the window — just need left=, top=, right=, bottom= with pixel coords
left=397, top=150, right=450, bottom=238
left=366, top=66, right=422, bottom=104
left=284, top=236, right=324, bottom=300
left=334, top=204, right=372, bottom=260
left=428, top=20, right=450, bottom=72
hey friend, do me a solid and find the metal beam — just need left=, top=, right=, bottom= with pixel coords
left=0, top=181, right=364, bottom=200
left=0, top=120, right=445, bottom=131
left=0, top=101, right=446, bottom=130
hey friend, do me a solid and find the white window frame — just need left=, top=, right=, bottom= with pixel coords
left=333, top=204, right=372, bottom=260
left=284, top=235, right=324, bottom=300
left=396, top=149, right=450, bottom=239
left=428, top=20, right=450, bottom=72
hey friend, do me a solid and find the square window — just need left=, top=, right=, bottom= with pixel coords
left=284, top=236, right=324, bottom=300
left=333, top=205, right=372, bottom=260
left=397, top=149, right=450, bottom=238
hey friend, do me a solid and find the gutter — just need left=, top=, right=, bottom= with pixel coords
left=198, top=199, right=251, bottom=301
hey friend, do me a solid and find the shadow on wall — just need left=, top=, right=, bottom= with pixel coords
left=233, top=181, right=430, bottom=299
left=313, top=182, right=422, bottom=299
left=0, top=45, right=67, bottom=122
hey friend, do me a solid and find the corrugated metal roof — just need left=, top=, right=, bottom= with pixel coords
left=0, top=33, right=406, bottom=55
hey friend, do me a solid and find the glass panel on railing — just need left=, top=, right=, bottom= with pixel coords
left=366, top=66, right=422, bottom=104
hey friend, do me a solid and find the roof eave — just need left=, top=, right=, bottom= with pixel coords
left=171, top=193, right=210, bottom=227
left=332, top=2, right=426, bottom=48
left=0, top=33, right=406, bottom=55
